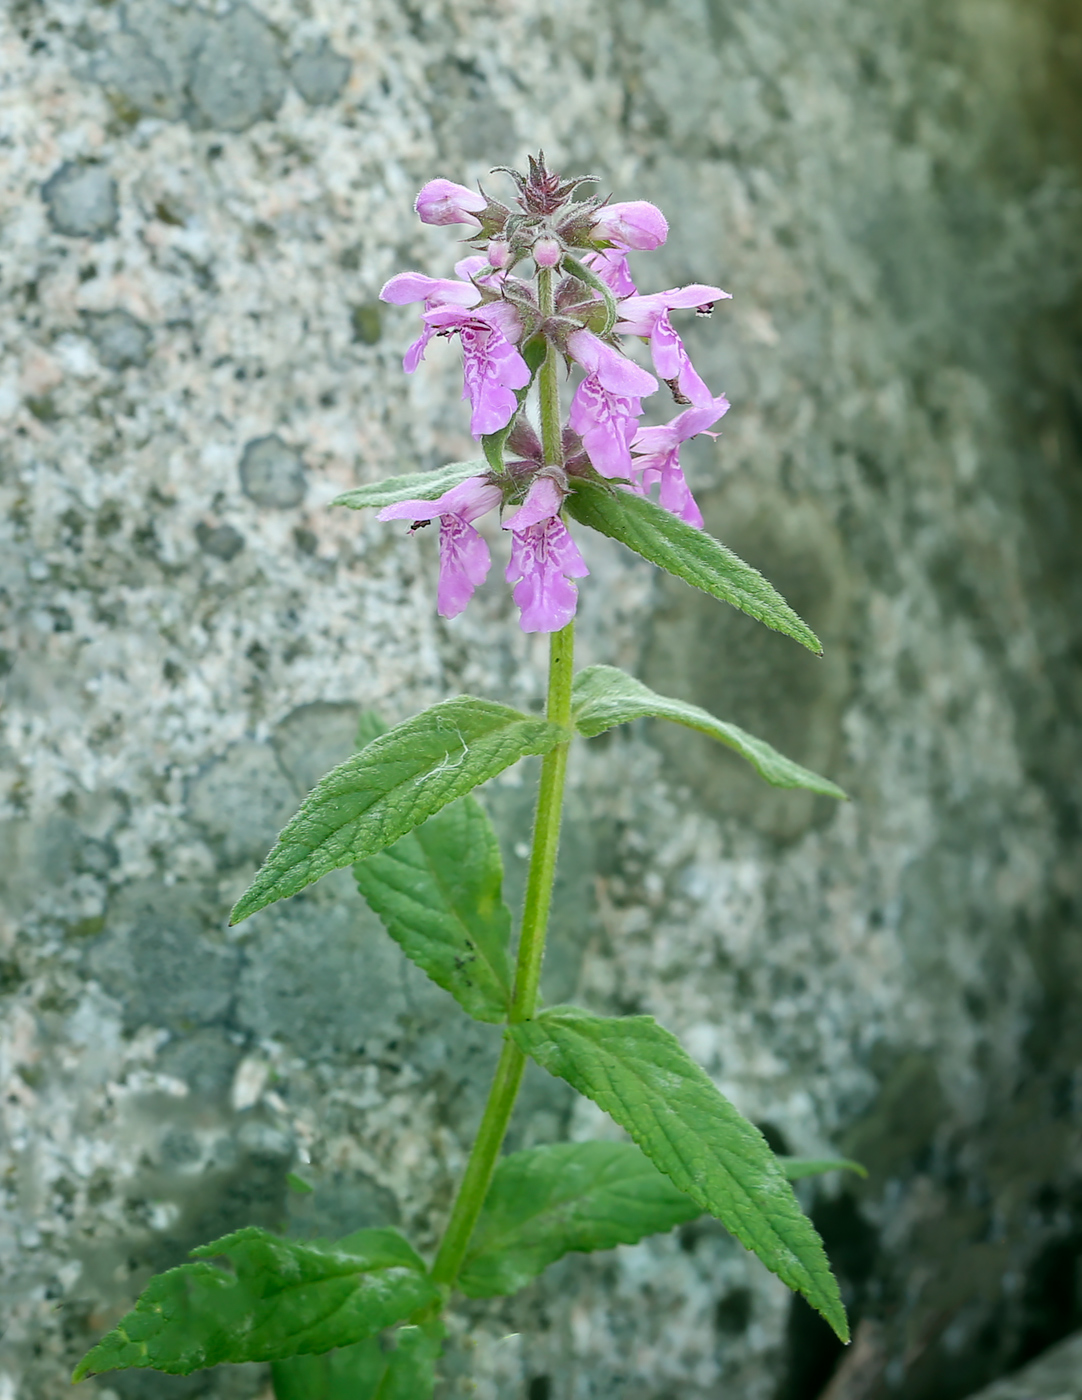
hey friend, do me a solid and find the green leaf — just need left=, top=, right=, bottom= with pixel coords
left=510, top=1008, right=848, bottom=1341
left=270, top=1321, right=445, bottom=1400
left=565, top=481, right=822, bottom=653
left=73, top=1227, right=439, bottom=1380
left=286, top=1172, right=314, bottom=1194
left=356, top=711, right=389, bottom=748
left=331, top=460, right=486, bottom=512
left=570, top=666, right=846, bottom=799
left=459, top=1141, right=700, bottom=1297
left=780, top=1156, right=868, bottom=1180
left=231, top=698, right=566, bottom=924
left=354, top=795, right=513, bottom=1023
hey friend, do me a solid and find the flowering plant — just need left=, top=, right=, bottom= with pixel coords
left=74, top=156, right=856, bottom=1396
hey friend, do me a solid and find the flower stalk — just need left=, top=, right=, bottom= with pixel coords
left=430, top=618, right=574, bottom=1288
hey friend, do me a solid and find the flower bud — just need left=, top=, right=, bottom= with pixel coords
left=590, top=200, right=668, bottom=250
left=487, top=239, right=512, bottom=269
left=533, top=237, right=562, bottom=269
left=414, top=179, right=488, bottom=229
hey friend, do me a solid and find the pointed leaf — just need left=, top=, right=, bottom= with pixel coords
left=73, top=1227, right=438, bottom=1380
left=231, top=698, right=566, bottom=923
left=332, top=460, right=486, bottom=512
left=780, top=1156, right=868, bottom=1180
left=459, top=1141, right=700, bottom=1297
left=510, top=1008, right=848, bottom=1341
left=571, top=666, right=846, bottom=798
left=271, top=1321, right=444, bottom=1400
left=354, top=795, right=513, bottom=1023
left=565, top=480, right=822, bottom=653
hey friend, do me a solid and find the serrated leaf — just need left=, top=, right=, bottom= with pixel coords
left=231, top=698, right=566, bottom=924
left=459, top=1141, right=700, bottom=1297
left=565, top=481, right=822, bottom=653
left=354, top=795, right=513, bottom=1023
left=510, top=1008, right=848, bottom=1341
left=571, top=666, right=846, bottom=799
left=270, top=1321, right=445, bottom=1400
left=780, top=1156, right=868, bottom=1180
left=73, top=1227, right=438, bottom=1380
left=332, top=460, right=486, bottom=512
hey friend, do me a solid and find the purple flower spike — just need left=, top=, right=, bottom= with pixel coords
left=591, top=200, right=668, bottom=251
left=414, top=178, right=488, bottom=229
left=566, top=328, right=657, bottom=398
left=426, top=302, right=531, bottom=437
left=617, top=284, right=730, bottom=407
left=379, top=477, right=502, bottom=619
left=630, top=394, right=730, bottom=528
left=568, top=374, right=642, bottom=479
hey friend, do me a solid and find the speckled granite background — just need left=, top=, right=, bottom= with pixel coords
left=1, top=2, right=1081, bottom=1398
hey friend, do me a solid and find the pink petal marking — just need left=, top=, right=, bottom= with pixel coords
left=566, top=329, right=657, bottom=398
left=506, top=516, right=590, bottom=633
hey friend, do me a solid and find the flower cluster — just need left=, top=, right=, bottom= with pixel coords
left=378, top=155, right=731, bottom=632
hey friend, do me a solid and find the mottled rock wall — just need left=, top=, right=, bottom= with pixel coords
left=2, top=2, right=1080, bottom=1399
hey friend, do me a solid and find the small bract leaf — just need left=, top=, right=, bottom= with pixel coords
left=459, top=1141, right=700, bottom=1297
left=780, top=1156, right=868, bottom=1180
left=230, top=698, right=566, bottom=923
left=510, top=1008, right=848, bottom=1341
left=571, top=666, right=846, bottom=799
left=354, top=795, right=513, bottom=1023
left=271, top=1321, right=445, bottom=1400
left=72, top=1227, right=438, bottom=1380
left=332, top=460, right=487, bottom=511
left=565, top=481, right=822, bottom=653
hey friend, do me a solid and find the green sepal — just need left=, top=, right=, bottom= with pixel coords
left=563, top=254, right=618, bottom=336
left=72, top=1228, right=438, bottom=1380
left=509, top=1007, right=848, bottom=1341
left=570, top=665, right=846, bottom=798
left=271, top=1321, right=445, bottom=1400
left=230, top=698, right=567, bottom=924
left=354, top=795, right=514, bottom=1023
left=780, top=1156, right=868, bottom=1180
left=459, top=1141, right=700, bottom=1297
left=332, top=461, right=486, bottom=512
left=565, top=480, right=822, bottom=653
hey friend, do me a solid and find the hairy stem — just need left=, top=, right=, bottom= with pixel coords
left=429, top=265, right=574, bottom=1292
left=429, top=623, right=574, bottom=1289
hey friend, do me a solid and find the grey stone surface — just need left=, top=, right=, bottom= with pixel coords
left=963, top=1329, right=1082, bottom=1400
left=84, top=310, right=152, bottom=370
left=1, top=0, right=1081, bottom=1398
left=238, top=434, right=307, bottom=509
left=92, top=0, right=286, bottom=131
left=289, top=41, right=351, bottom=107
left=41, top=162, right=118, bottom=238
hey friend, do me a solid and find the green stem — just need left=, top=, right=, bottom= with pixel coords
left=429, top=624, right=574, bottom=1289
left=429, top=264, right=573, bottom=1292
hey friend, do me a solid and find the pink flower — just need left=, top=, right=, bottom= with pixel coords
left=533, top=237, right=562, bottom=268
left=630, top=395, right=730, bottom=527
left=583, top=247, right=637, bottom=298
left=414, top=179, right=488, bottom=229
left=565, top=329, right=657, bottom=397
left=378, top=477, right=502, bottom=618
left=617, top=284, right=730, bottom=407
left=380, top=271, right=482, bottom=373
left=424, top=301, right=531, bottom=437
left=568, top=374, right=642, bottom=479
left=591, top=201, right=668, bottom=250
left=503, top=479, right=589, bottom=633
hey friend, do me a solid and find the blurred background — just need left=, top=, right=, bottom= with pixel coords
left=1, top=1, right=1080, bottom=1397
